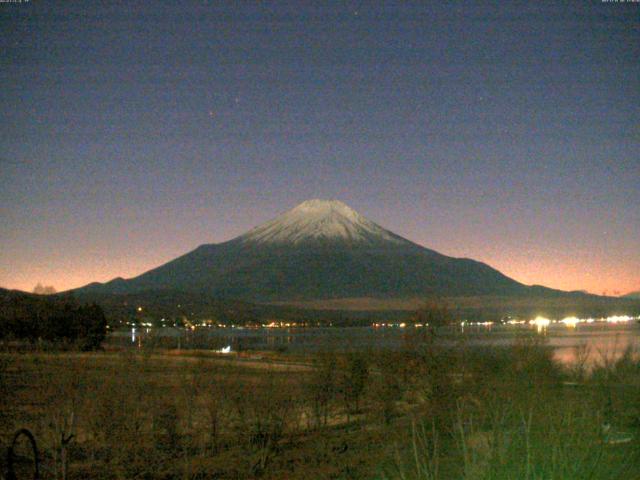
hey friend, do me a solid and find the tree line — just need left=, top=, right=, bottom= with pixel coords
left=0, top=289, right=107, bottom=350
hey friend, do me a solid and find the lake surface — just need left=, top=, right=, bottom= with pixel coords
left=108, top=319, right=640, bottom=366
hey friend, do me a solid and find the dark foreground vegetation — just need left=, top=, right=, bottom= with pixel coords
left=0, top=289, right=107, bottom=351
left=1, top=331, right=639, bottom=479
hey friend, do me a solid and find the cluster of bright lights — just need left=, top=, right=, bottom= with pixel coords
left=122, top=313, right=638, bottom=334
left=605, top=315, right=634, bottom=323
left=506, top=319, right=526, bottom=325
left=460, top=320, right=495, bottom=328
left=515, top=314, right=638, bottom=329
left=557, top=316, right=595, bottom=326
left=372, top=322, right=427, bottom=328
left=185, top=323, right=244, bottom=329
left=264, top=321, right=302, bottom=328
left=555, top=315, right=635, bottom=326
left=370, top=314, right=638, bottom=331
left=559, top=316, right=580, bottom=327
left=529, top=316, right=551, bottom=331
left=529, top=316, right=551, bottom=326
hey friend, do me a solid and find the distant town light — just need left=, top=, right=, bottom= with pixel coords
left=560, top=316, right=580, bottom=327
left=529, top=316, right=551, bottom=332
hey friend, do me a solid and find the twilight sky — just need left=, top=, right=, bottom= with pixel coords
left=1, top=1, right=638, bottom=295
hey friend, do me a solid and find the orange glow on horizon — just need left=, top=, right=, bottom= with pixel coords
left=2, top=255, right=637, bottom=297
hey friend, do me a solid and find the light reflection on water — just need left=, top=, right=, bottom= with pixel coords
left=446, top=323, right=640, bottom=366
left=110, top=321, right=640, bottom=366
left=549, top=327, right=640, bottom=366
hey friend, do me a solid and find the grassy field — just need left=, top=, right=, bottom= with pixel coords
left=1, top=333, right=639, bottom=479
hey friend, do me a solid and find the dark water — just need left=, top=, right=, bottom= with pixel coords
left=108, top=320, right=640, bottom=365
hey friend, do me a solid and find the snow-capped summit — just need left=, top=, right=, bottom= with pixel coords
left=238, top=199, right=409, bottom=246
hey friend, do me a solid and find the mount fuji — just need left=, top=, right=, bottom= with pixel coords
left=74, top=199, right=538, bottom=301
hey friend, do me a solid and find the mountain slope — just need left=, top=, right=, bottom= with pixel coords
left=72, top=199, right=535, bottom=301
